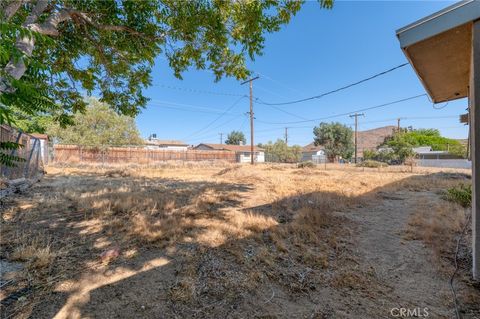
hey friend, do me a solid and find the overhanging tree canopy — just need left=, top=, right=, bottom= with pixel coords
left=0, top=0, right=333, bottom=126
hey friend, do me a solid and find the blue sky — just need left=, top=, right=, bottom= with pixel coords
left=136, top=1, right=468, bottom=146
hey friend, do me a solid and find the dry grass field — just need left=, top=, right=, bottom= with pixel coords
left=1, top=162, right=479, bottom=318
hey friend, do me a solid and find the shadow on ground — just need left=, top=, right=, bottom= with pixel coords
left=0, top=170, right=478, bottom=318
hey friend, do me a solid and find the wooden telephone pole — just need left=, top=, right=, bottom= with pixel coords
left=397, top=118, right=401, bottom=132
left=241, top=76, right=259, bottom=165
left=219, top=133, right=223, bottom=144
left=284, top=127, right=288, bottom=145
left=349, top=113, right=364, bottom=163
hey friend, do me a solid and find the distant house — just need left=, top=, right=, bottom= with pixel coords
left=413, top=146, right=462, bottom=159
left=194, top=143, right=265, bottom=163
left=301, top=142, right=326, bottom=163
left=145, top=138, right=189, bottom=151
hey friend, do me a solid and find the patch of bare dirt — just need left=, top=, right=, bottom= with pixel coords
left=0, top=164, right=478, bottom=318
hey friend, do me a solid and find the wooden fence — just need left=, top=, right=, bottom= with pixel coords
left=1, top=124, right=44, bottom=179
left=53, top=145, right=237, bottom=164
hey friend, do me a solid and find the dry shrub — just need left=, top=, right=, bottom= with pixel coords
left=79, top=189, right=180, bottom=218
left=214, top=165, right=241, bottom=176
left=231, top=211, right=278, bottom=232
left=169, top=278, right=197, bottom=302
left=268, top=206, right=346, bottom=261
left=10, top=234, right=56, bottom=270
left=330, top=270, right=376, bottom=292
left=356, top=160, right=387, bottom=168
left=297, top=161, right=315, bottom=169
left=404, top=193, right=480, bottom=314
left=405, top=199, right=466, bottom=259
left=130, top=213, right=191, bottom=246
left=193, top=188, right=221, bottom=212
left=104, top=169, right=131, bottom=178
left=389, top=173, right=469, bottom=193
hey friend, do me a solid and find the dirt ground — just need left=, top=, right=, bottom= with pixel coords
left=1, top=163, right=479, bottom=318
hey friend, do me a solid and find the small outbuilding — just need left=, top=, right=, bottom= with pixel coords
left=301, top=142, right=326, bottom=163
left=194, top=143, right=265, bottom=163
left=144, top=138, right=189, bottom=151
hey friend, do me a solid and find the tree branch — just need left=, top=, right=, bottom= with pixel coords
left=0, top=0, right=50, bottom=93
left=29, top=7, right=72, bottom=36
left=1, top=5, right=165, bottom=93
left=1, top=0, right=24, bottom=21
left=67, top=10, right=166, bottom=41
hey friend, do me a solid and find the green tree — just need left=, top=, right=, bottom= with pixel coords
left=363, top=149, right=395, bottom=163
left=225, top=130, right=246, bottom=145
left=47, top=98, right=143, bottom=147
left=0, top=0, right=333, bottom=166
left=1, top=0, right=333, bottom=126
left=383, top=134, right=415, bottom=163
left=313, top=122, right=354, bottom=161
left=404, top=129, right=465, bottom=157
left=258, top=139, right=302, bottom=163
left=382, top=128, right=467, bottom=161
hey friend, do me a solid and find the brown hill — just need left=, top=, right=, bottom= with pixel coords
left=303, top=126, right=397, bottom=157
left=357, top=126, right=396, bottom=157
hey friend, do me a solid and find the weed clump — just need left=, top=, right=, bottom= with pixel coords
left=443, top=183, right=471, bottom=207
left=297, top=161, right=315, bottom=169
left=356, top=160, right=387, bottom=168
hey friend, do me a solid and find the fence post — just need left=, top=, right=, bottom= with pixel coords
left=24, top=138, right=38, bottom=178
left=35, top=142, right=40, bottom=174
left=4, top=131, right=23, bottom=178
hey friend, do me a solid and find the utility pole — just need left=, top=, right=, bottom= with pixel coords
left=219, top=133, right=223, bottom=145
left=349, top=113, right=364, bottom=164
left=285, top=127, right=288, bottom=145
left=397, top=118, right=401, bottom=132
left=241, top=76, right=260, bottom=165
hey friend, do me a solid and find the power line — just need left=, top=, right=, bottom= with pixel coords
left=255, top=63, right=409, bottom=106
left=149, top=100, right=243, bottom=115
left=188, top=132, right=221, bottom=144
left=238, top=116, right=248, bottom=131
left=255, top=84, right=289, bottom=99
left=255, top=114, right=461, bottom=133
left=187, top=114, right=246, bottom=142
left=182, top=95, right=246, bottom=140
left=151, top=84, right=244, bottom=97
left=259, top=102, right=310, bottom=120
left=256, top=93, right=427, bottom=125
left=151, top=104, right=242, bottom=116
left=354, top=115, right=459, bottom=126
left=255, top=71, right=306, bottom=95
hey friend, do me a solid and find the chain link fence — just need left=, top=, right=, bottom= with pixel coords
left=1, top=125, right=46, bottom=180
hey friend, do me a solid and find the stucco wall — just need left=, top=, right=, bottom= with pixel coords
left=416, top=159, right=471, bottom=169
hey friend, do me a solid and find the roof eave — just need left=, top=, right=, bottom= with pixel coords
left=396, top=0, right=480, bottom=103
left=396, top=0, right=479, bottom=48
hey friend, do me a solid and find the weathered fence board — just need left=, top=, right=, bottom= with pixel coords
left=1, top=125, right=44, bottom=180
left=53, top=145, right=237, bottom=164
